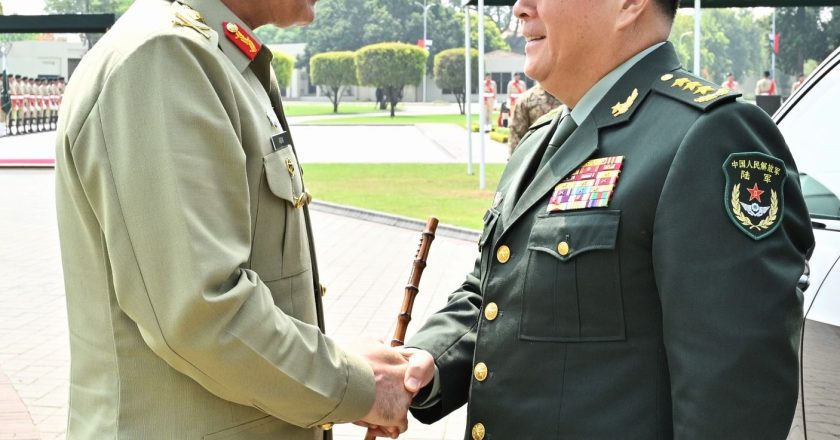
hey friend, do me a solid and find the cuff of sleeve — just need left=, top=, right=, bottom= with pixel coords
left=318, top=351, right=376, bottom=425
left=411, top=366, right=441, bottom=409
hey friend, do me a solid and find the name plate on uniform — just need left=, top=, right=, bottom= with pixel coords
left=270, top=132, right=292, bottom=151
left=547, top=156, right=624, bottom=212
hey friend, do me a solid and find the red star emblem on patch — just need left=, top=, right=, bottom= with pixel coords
left=746, top=183, right=765, bottom=202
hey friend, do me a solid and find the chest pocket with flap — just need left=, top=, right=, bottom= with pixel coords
left=251, top=147, right=310, bottom=282
left=520, top=210, right=624, bottom=342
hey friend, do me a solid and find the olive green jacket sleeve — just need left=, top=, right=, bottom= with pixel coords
left=58, top=33, right=374, bottom=427
left=652, top=102, right=811, bottom=438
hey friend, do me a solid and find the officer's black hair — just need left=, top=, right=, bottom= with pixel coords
left=656, top=0, right=679, bottom=20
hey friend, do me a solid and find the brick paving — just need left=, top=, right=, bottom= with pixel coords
left=0, top=168, right=471, bottom=439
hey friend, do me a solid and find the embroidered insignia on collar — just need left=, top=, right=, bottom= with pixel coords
left=223, top=21, right=262, bottom=60
left=723, top=152, right=786, bottom=240
left=611, top=89, right=638, bottom=117
left=548, top=156, right=624, bottom=212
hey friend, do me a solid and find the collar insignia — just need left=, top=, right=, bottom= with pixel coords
left=611, top=88, right=639, bottom=117
left=223, top=21, right=261, bottom=61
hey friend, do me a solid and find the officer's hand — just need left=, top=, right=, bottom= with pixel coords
left=353, top=339, right=412, bottom=437
left=400, top=348, right=435, bottom=395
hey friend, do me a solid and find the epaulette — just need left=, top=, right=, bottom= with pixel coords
left=171, top=1, right=212, bottom=40
left=528, top=105, right=563, bottom=130
left=652, top=71, right=739, bottom=111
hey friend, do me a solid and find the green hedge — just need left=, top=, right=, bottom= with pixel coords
left=271, top=50, right=294, bottom=89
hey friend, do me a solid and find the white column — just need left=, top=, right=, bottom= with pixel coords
left=465, top=6, right=473, bottom=175
left=693, top=0, right=701, bottom=75
left=477, top=0, right=486, bottom=190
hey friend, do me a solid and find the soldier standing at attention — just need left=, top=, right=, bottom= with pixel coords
left=507, top=82, right=561, bottom=153
left=756, top=70, right=776, bottom=96
left=55, top=0, right=416, bottom=439
left=481, top=73, right=496, bottom=130
left=399, top=0, right=814, bottom=438
left=10, top=75, right=20, bottom=135
left=506, top=73, right=527, bottom=118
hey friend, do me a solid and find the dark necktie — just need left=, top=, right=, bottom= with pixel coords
left=537, top=112, right=578, bottom=170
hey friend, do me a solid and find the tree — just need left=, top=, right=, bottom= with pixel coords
left=434, top=48, right=477, bottom=115
left=45, top=0, right=132, bottom=46
left=254, top=26, right=304, bottom=44
left=310, top=51, right=357, bottom=113
left=356, top=42, right=427, bottom=117
left=776, top=7, right=835, bottom=77
left=271, top=50, right=294, bottom=90
left=299, top=0, right=509, bottom=70
left=45, top=0, right=132, bottom=14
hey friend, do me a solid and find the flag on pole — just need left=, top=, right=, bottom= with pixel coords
left=769, top=32, right=780, bottom=55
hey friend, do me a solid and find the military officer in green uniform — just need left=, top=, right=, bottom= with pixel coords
left=55, top=0, right=415, bottom=438
left=399, top=0, right=815, bottom=438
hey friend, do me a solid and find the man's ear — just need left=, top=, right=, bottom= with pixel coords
left=615, top=0, right=650, bottom=31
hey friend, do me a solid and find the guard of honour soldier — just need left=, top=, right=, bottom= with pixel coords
left=4, top=74, right=64, bottom=135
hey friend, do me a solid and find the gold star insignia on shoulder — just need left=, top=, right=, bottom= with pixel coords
left=672, top=78, right=690, bottom=88
left=611, top=88, right=639, bottom=117
left=682, top=81, right=702, bottom=92
left=695, top=88, right=730, bottom=103
left=694, top=85, right=715, bottom=95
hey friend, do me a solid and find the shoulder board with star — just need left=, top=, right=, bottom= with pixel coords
left=528, top=106, right=563, bottom=131
left=170, top=1, right=213, bottom=41
left=652, top=71, right=740, bottom=112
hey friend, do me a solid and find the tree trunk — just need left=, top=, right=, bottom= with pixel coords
left=332, top=86, right=341, bottom=113
left=388, top=86, right=397, bottom=118
left=455, top=89, right=465, bottom=115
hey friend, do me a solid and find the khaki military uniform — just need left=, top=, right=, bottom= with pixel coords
left=409, top=43, right=813, bottom=439
left=756, top=77, right=774, bottom=95
left=507, top=83, right=561, bottom=153
left=55, top=0, right=374, bottom=438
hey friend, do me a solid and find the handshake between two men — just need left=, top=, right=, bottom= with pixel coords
left=353, top=341, right=437, bottom=439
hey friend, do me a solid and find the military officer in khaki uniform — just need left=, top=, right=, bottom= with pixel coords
left=400, top=0, right=814, bottom=438
left=55, top=0, right=415, bottom=438
left=507, top=82, right=561, bottom=153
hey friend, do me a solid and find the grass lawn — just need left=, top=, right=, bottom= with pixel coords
left=305, top=112, right=503, bottom=130
left=303, top=163, right=506, bottom=231
left=283, top=101, right=387, bottom=117
left=305, top=113, right=469, bottom=126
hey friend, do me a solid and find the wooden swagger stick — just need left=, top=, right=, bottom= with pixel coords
left=364, top=217, right=439, bottom=440
left=391, top=217, right=439, bottom=347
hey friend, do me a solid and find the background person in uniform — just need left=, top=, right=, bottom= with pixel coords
left=507, top=82, right=561, bottom=153
left=482, top=73, right=496, bottom=130
left=722, top=71, right=738, bottom=91
left=55, top=0, right=415, bottom=438
left=756, top=70, right=776, bottom=95
left=398, top=0, right=814, bottom=438
left=506, top=72, right=527, bottom=117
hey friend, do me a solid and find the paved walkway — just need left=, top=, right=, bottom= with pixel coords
left=0, top=103, right=510, bottom=167
left=0, top=168, right=473, bottom=439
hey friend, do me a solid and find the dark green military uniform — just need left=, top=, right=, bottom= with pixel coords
left=408, top=43, right=814, bottom=439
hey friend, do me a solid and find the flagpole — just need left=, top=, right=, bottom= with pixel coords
left=771, top=8, right=776, bottom=84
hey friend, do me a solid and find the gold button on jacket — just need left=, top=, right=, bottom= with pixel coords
left=484, top=303, right=499, bottom=321
left=496, top=245, right=511, bottom=263
left=474, top=363, right=488, bottom=382
left=557, top=241, right=570, bottom=256
left=472, top=423, right=486, bottom=440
